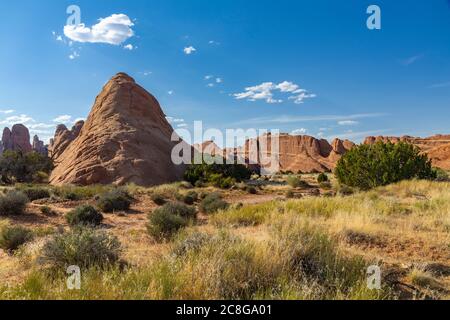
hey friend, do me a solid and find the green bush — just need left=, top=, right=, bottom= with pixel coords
left=147, top=210, right=189, bottom=241
left=153, top=202, right=197, bottom=220
left=146, top=202, right=196, bottom=241
left=0, top=225, right=34, bottom=252
left=317, top=173, right=329, bottom=183
left=246, top=186, right=258, bottom=194
left=40, top=206, right=57, bottom=216
left=40, top=227, right=121, bottom=270
left=176, top=191, right=198, bottom=205
left=96, top=189, right=132, bottom=213
left=433, top=168, right=449, bottom=182
left=0, top=191, right=29, bottom=216
left=286, top=176, right=310, bottom=188
left=337, top=185, right=354, bottom=196
left=335, top=142, right=436, bottom=190
left=66, top=205, right=104, bottom=227
left=199, top=193, right=229, bottom=214
left=151, top=193, right=167, bottom=206
left=16, top=187, right=50, bottom=201
left=285, top=190, right=295, bottom=199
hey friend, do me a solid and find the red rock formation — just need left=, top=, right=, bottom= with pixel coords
left=32, top=135, right=47, bottom=155
left=50, top=73, right=186, bottom=186
left=48, top=121, right=84, bottom=163
left=1, top=124, right=32, bottom=153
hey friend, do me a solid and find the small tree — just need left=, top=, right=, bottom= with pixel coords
left=0, top=151, right=53, bottom=184
left=335, top=142, right=436, bottom=190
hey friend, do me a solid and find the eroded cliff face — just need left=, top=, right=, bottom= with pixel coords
left=49, top=73, right=186, bottom=186
left=48, top=121, right=84, bottom=163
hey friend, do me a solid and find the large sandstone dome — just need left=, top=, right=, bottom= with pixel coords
left=50, top=73, right=186, bottom=186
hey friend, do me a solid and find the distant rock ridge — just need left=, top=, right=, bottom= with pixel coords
left=0, top=124, right=47, bottom=155
left=49, top=72, right=186, bottom=186
left=364, top=135, right=450, bottom=170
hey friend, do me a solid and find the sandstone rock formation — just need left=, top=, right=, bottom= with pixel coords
left=1, top=124, right=33, bottom=153
left=32, top=135, right=47, bottom=155
left=364, top=135, right=450, bottom=170
left=48, top=121, right=84, bottom=163
left=199, top=133, right=355, bottom=174
left=49, top=73, right=186, bottom=186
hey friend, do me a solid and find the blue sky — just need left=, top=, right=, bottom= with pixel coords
left=0, top=0, right=449, bottom=146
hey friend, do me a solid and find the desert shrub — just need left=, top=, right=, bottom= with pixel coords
left=209, top=174, right=236, bottom=189
left=211, top=202, right=276, bottom=227
left=336, top=185, right=354, bottom=196
left=285, top=190, right=295, bottom=199
left=286, top=176, right=310, bottom=188
left=40, top=206, right=57, bottom=216
left=179, top=181, right=194, bottom=189
left=246, top=186, right=258, bottom=194
left=184, top=162, right=252, bottom=185
left=176, top=191, right=198, bottom=205
left=317, top=173, right=329, bottom=183
left=96, top=189, right=132, bottom=213
left=433, top=168, right=449, bottom=182
left=0, top=191, right=29, bottom=216
left=0, top=225, right=34, bottom=252
left=0, top=151, right=53, bottom=184
left=335, top=142, right=436, bottom=190
left=194, top=180, right=205, bottom=188
left=151, top=193, right=167, bottom=206
left=155, top=202, right=196, bottom=220
left=319, top=181, right=332, bottom=190
left=199, top=193, right=229, bottom=214
left=147, top=202, right=195, bottom=241
left=66, top=205, right=104, bottom=227
left=53, top=185, right=111, bottom=201
left=40, top=227, right=121, bottom=270
left=16, top=186, right=50, bottom=201
left=147, top=210, right=189, bottom=242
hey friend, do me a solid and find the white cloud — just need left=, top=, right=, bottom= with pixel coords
left=401, top=54, right=424, bottom=66
left=208, top=40, right=220, bottom=45
left=64, top=14, right=135, bottom=45
left=168, top=90, right=174, bottom=95
left=53, top=115, right=72, bottom=123
left=216, top=78, right=223, bottom=83
left=184, top=46, right=196, bottom=55
left=338, top=120, right=359, bottom=126
left=234, top=81, right=315, bottom=104
left=204, top=75, right=213, bottom=80
left=207, top=83, right=215, bottom=88
left=291, top=128, right=307, bottom=135
left=56, top=35, right=63, bottom=41
left=0, top=114, right=35, bottom=125
left=0, top=109, right=15, bottom=114
left=123, top=44, right=134, bottom=50
left=177, top=123, right=188, bottom=128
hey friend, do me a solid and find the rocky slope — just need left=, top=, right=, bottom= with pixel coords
left=49, top=73, right=186, bottom=186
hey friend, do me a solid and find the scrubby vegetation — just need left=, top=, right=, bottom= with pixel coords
left=317, top=173, right=329, bottom=183
left=0, top=224, right=33, bottom=252
left=15, top=186, right=50, bottom=201
left=335, top=142, right=436, bottom=190
left=147, top=202, right=197, bottom=241
left=286, top=176, right=310, bottom=189
left=0, top=191, right=29, bottom=216
left=96, top=189, right=132, bottom=213
left=184, top=162, right=252, bottom=188
left=66, top=205, right=104, bottom=227
left=199, top=193, right=229, bottom=214
left=40, top=227, right=121, bottom=271
left=0, top=151, right=53, bottom=184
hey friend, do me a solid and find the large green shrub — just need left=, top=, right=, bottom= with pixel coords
left=66, top=205, right=104, bottom=227
left=0, top=225, right=34, bottom=252
left=40, top=227, right=121, bottom=270
left=335, top=142, right=436, bottom=190
left=184, top=162, right=252, bottom=186
left=0, top=151, right=53, bottom=184
left=0, top=191, right=29, bottom=216
left=96, top=189, right=132, bottom=213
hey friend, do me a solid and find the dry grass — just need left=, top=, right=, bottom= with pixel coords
left=0, top=179, right=449, bottom=300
